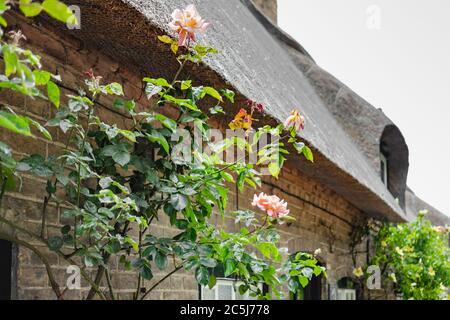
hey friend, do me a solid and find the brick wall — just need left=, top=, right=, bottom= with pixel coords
left=0, top=12, right=377, bottom=300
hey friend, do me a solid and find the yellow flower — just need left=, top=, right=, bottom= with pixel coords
left=395, top=247, right=404, bottom=256
left=428, top=267, right=435, bottom=276
left=353, top=267, right=364, bottom=278
left=389, top=273, right=397, bottom=283
left=403, top=246, right=414, bottom=253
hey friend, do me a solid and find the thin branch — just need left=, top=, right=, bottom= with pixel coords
left=134, top=229, right=143, bottom=300
left=0, top=214, right=107, bottom=300
left=140, top=266, right=183, bottom=300
left=0, top=232, right=63, bottom=299
left=0, top=176, right=7, bottom=208
left=40, top=194, right=50, bottom=239
left=104, top=268, right=115, bottom=300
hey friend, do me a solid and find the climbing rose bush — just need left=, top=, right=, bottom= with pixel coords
left=0, top=2, right=324, bottom=300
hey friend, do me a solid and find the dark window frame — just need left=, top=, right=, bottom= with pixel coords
left=0, top=240, right=15, bottom=300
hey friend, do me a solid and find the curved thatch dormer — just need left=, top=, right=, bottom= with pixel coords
left=380, top=125, right=409, bottom=209
left=266, top=13, right=411, bottom=210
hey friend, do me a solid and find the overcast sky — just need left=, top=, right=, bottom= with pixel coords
left=278, top=0, right=450, bottom=217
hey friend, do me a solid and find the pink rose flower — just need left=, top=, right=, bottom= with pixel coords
left=284, top=110, right=305, bottom=132
left=169, top=4, right=211, bottom=47
left=252, top=193, right=290, bottom=219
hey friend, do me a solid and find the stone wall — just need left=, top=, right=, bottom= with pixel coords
left=252, top=0, right=278, bottom=24
left=0, top=12, right=375, bottom=300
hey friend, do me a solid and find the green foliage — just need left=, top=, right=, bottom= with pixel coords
left=370, top=213, right=450, bottom=300
left=0, top=2, right=325, bottom=300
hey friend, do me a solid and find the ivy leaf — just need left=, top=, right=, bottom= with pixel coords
left=209, top=106, right=224, bottom=114
left=99, top=177, right=113, bottom=189
left=101, top=144, right=131, bottom=166
left=33, top=70, right=51, bottom=86
left=299, top=276, right=309, bottom=288
left=208, top=275, right=217, bottom=289
left=288, top=278, right=299, bottom=293
left=170, top=193, right=187, bottom=211
left=113, top=99, right=135, bottom=111
left=257, top=242, right=281, bottom=262
left=200, top=257, right=217, bottom=268
left=3, top=45, right=18, bottom=76
left=145, top=130, right=169, bottom=154
left=203, top=87, right=222, bottom=102
left=153, top=113, right=177, bottom=132
left=224, top=259, right=236, bottom=277
left=195, top=266, right=210, bottom=286
left=112, top=151, right=130, bottom=167
left=157, top=35, right=174, bottom=44
left=0, top=16, right=7, bottom=28
left=170, top=42, right=178, bottom=55
left=268, top=162, right=280, bottom=178
left=0, top=111, right=32, bottom=136
left=0, top=142, right=15, bottom=169
left=105, top=82, right=124, bottom=96
left=143, top=77, right=172, bottom=88
left=220, top=89, right=235, bottom=103
left=29, top=118, right=52, bottom=140
left=48, top=236, right=63, bottom=251
left=302, top=145, right=314, bottom=162
left=181, top=80, right=192, bottom=90
left=19, top=0, right=43, bottom=17
left=155, top=252, right=168, bottom=270
left=145, top=83, right=162, bottom=99
left=239, top=284, right=248, bottom=295
left=42, top=0, right=77, bottom=25
left=47, top=80, right=60, bottom=108
left=61, top=225, right=71, bottom=235
left=293, top=142, right=305, bottom=154
left=140, top=264, right=153, bottom=281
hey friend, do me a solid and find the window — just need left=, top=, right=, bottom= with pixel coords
left=0, top=240, right=12, bottom=300
left=380, top=151, right=388, bottom=185
left=292, top=272, right=323, bottom=300
left=201, top=279, right=262, bottom=300
left=199, top=264, right=267, bottom=300
left=337, top=277, right=360, bottom=300
left=290, top=256, right=324, bottom=301
left=337, top=288, right=356, bottom=300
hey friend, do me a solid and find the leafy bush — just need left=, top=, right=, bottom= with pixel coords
left=370, top=213, right=450, bottom=300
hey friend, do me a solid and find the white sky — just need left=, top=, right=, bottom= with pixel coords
left=278, top=0, right=450, bottom=217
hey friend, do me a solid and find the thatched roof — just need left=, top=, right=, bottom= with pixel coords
left=44, top=0, right=408, bottom=221
left=405, top=188, right=450, bottom=226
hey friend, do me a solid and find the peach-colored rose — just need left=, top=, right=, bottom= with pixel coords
left=284, top=110, right=305, bottom=132
left=169, top=4, right=211, bottom=47
left=251, top=192, right=290, bottom=219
